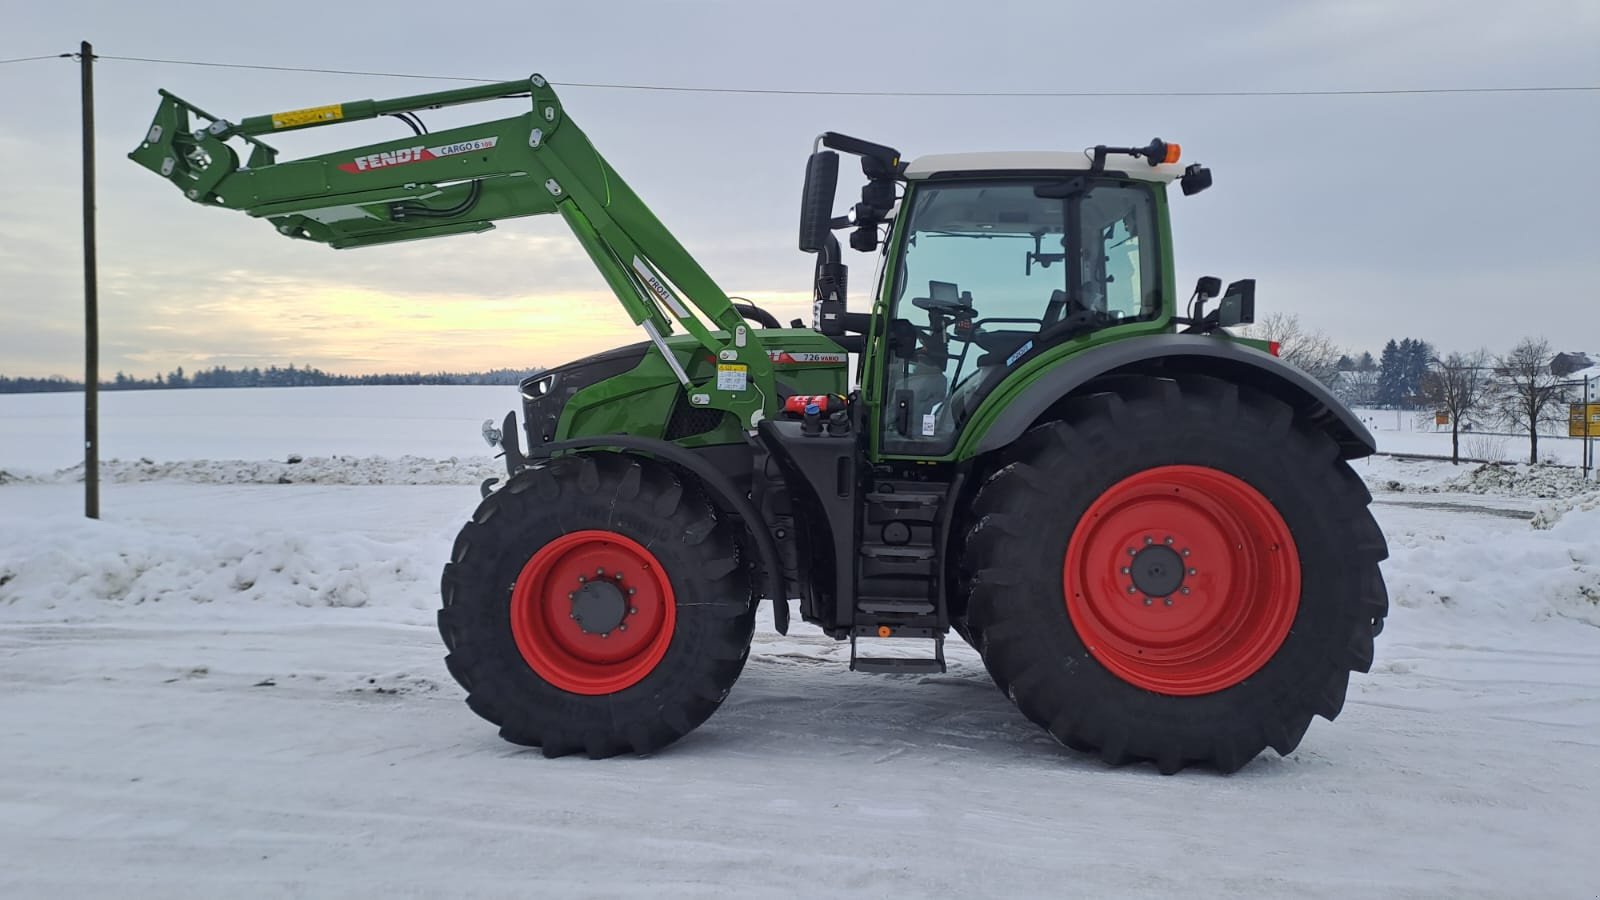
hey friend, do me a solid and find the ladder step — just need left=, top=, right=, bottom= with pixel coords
left=859, top=545, right=936, bottom=560
left=857, top=599, right=936, bottom=615
left=852, top=656, right=945, bottom=674
left=848, top=627, right=946, bottom=674
left=863, top=491, right=941, bottom=507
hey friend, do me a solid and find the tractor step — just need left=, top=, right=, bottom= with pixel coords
left=849, top=625, right=946, bottom=675
left=851, top=656, right=945, bottom=675
left=856, top=598, right=936, bottom=615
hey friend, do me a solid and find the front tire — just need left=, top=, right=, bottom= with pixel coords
left=438, top=453, right=756, bottom=757
left=961, top=374, right=1387, bottom=773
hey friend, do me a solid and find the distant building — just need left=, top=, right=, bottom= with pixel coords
left=1552, top=352, right=1594, bottom=377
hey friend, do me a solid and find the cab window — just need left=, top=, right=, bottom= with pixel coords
left=879, top=179, right=1160, bottom=455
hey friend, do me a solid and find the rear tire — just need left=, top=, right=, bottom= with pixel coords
left=961, top=374, right=1387, bottom=773
left=438, top=453, right=756, bottom=757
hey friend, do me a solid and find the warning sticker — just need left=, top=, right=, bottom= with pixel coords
left=922, top=414, right=937, bottom=437
left=716, top=364, right=748, bottom=391
left=272, top=103, right=344, bottom=130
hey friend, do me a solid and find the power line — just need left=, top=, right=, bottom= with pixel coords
left=0, top=54, right=70, bottom=65
left=10, top=50, right=1600, bottom=98
left=98, top=54, right=492, bottom=83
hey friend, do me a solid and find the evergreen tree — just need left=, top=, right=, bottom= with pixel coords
left=1377, top=339, right=1403, bottom=407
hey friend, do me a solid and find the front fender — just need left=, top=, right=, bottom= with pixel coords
left=959, top=334, right=1376, bottom=460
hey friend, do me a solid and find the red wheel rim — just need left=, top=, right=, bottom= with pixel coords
left=510, top=530, right=676, bottom=695
left=1063, top=465, right=1300, bottom=696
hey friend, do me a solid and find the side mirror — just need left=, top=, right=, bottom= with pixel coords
left=1217, top=279, right=1256, bottom=327
left=1180, top=164, right=1213, bottom=196
left=799, top=150, right=839, bottom=253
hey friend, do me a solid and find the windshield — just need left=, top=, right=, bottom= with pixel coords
left=879, top=179, right=1161, bottom=455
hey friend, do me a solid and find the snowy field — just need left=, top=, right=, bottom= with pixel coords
left=3, top=387, right=1599, bottom=898
left=1352, top=405, right=1594, bottom=467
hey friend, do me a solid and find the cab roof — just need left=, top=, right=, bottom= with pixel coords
left=903, top=151, right=1183, bottom=184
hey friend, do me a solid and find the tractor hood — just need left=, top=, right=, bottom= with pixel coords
left=520, top=329, right=852, bottom=448
left=520, top=341, right=653, bottom=446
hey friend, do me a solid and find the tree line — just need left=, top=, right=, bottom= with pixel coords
left=0, top=364, right=544, bottom=394
left=1248, top=313, right=1592, bottom=465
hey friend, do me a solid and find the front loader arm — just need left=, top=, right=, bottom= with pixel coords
left=129, top=74, right=774, bottom=428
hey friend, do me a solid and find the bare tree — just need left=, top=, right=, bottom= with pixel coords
left=1491, top=337, right=1570, bottom=464
left=1339, top=368, right=1381, bottom=408
left=1245, top=312, right=1343, bottom=389
left=1420, top=349, right=1490, bottom=464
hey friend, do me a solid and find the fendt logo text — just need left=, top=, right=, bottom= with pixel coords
left=337, top=136, right=499, bottom=174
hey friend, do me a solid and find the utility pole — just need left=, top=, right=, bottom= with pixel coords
left=80, top=41, right=99, bottom=519
left=1586, top=374, right=1593, bottom=479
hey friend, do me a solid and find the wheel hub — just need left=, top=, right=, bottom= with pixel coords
left=1128, top=544, right=1185, bottom=598
left=570, top=579, right=627, bottom=635
left=1063, top=465, right=1301, bottom=696
left=509, top=530, right=676, bottom=696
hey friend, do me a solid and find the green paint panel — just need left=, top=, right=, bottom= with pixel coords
left=556, top=328, right=849, bottom=446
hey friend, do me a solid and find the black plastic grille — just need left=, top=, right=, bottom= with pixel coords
left=663, top=396, right=728, bottom=441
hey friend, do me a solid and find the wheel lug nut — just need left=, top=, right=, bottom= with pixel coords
left=601, top=632, right=610, bottom=639
left=567, top=592, right=575, bottom=600
left=1163, top=598, right=1173, bottom=607
left=1144, top=536, right=1154, bottom=545
left=596, top=568, right=605, bottom=576
left=1181, top=587, right=1190, bottom=595
left=1143, top=597, right=1153, bottom=606
left=1182, top=549, right=1191, bottom=557
left=1127, top=548, right=1137, bottom=557
left=1164, top=536, right=1174, bottom=545
left=1188, top=568, right=1197, bottom=576
left=619, top=624, right=628, bottom=631
left=1127, top=585, right=1137, bottom=594
left=615, top=573, right=625, bottom=582
left=577, top=575, right=586, bottom=583
left=628, top=607, right=638, bottom=615
left=626, top=588, right=636, bottom=596
left=1121, top=567, right=1131, bottom=575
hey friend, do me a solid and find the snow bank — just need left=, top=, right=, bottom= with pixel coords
left=0, top=512, right=446, bottom=619
left=46, top=454, right=501, bottom=486
left=1532, top=490, right=1600, bottom=530
left=1384, top=502, right=1600, bottom=627
left=1372, top=460, right=1594, bottom=499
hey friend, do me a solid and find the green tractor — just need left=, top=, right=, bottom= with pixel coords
left=132, top=74, right=1387, bottom=773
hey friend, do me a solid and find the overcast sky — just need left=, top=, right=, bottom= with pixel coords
left=3, top=0, right=1597, bottom=378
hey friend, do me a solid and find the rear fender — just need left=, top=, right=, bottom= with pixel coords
left=963, top=334, right=1375, bottom=459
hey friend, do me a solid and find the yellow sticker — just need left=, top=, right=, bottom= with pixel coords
left=716, top=364, right=748, bottom=392
left=270, top=103, right=344, bottom=130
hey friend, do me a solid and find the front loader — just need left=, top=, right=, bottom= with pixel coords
left=132, top=74, right=1388, bottom=773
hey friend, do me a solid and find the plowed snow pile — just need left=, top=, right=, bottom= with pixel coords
left=0, top=514, right=446, bottom=616
left=1376, top=460, right=1595, bottom=498
left=1383, top=500, right=1600, bottom=626
left=10, top=454, right=500, bottom=486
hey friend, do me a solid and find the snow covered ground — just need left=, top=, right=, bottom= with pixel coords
left=3, top=388, right=1599, bottom=897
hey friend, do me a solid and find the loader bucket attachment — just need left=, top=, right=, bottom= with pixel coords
left=128, top=86, right=563, bottom=249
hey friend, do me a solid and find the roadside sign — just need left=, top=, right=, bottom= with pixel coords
left=1570, top=403, right=1600, bottom=438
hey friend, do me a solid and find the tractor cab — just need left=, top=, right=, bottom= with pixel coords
left=799, top=137, right=1217, bottom=460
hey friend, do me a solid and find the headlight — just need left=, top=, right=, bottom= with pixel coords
left=521, top=373, right=556, bottom=401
